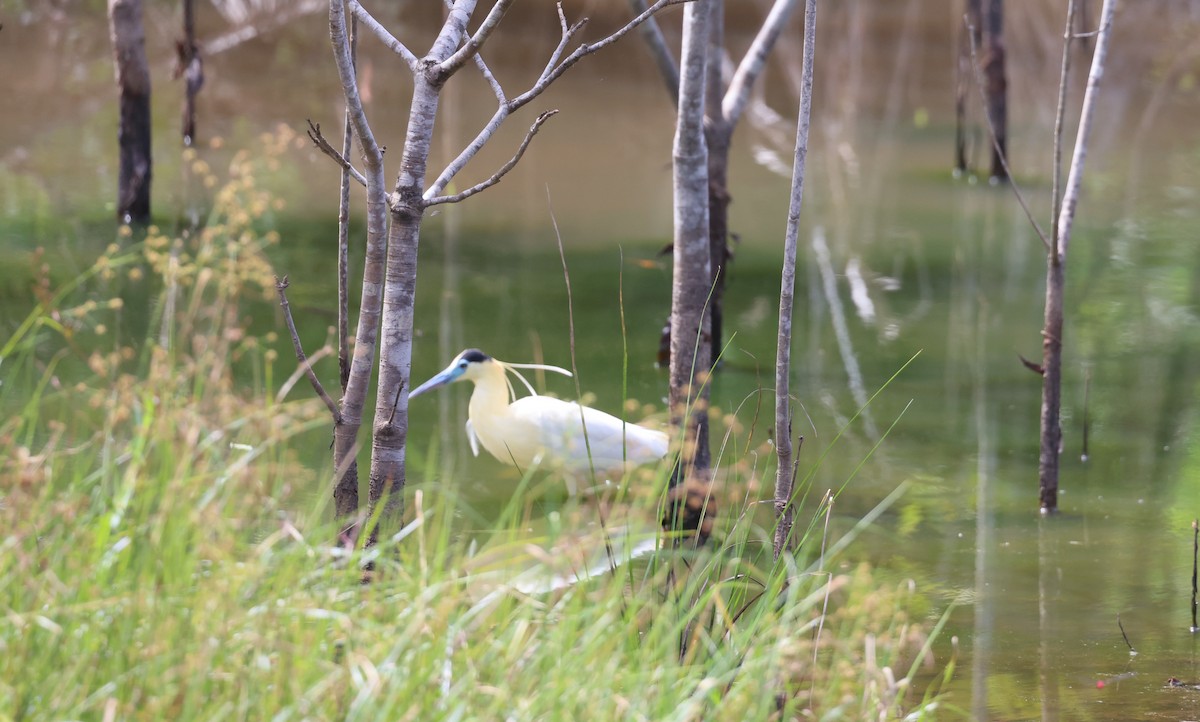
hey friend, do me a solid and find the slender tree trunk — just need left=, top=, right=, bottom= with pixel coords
left=364, top=77, right=442, bottom=544
left=955, top=0, right=982, bottom=174
left=706, top=130, right=731, bottom=371
left=705, top=1, right=731, bottom=371
left=982, top=0, right=1007, bottom=181
left=773, top=0, right=817, bottom=560
left=1040, top=0, right=1119, bottom=513
left=328, top=0, right=388, bottom=533
left=1038, top=257, right=1063, bottom=510
left=665, top=0, right=714, bottom=543
left=177, top=0, right=203, bottom=146
left=108, top=0, right=152, bottom=224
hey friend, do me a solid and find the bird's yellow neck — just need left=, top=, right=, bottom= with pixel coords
left=467, top=361, right=512, bottom=426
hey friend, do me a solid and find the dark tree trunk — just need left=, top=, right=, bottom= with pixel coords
left=955, top=0, right=982, bottom=173
left=706, top=125, right=731, bottom=370
left=1038, top=257, right=1063, bottom=512
left=108, top=0, right=152, bottom=224
left=177, top=0, right=204, bottom=146
left=982, top=0, right=1007, bottom=181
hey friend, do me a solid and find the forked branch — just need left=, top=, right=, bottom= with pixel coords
left=348, top=0, right=419, bottom=71
left=424, top=0, right=684, bottom=200
left=425, top=110, right=559, bottom=207
left=307, top=120, right=367, bottom=187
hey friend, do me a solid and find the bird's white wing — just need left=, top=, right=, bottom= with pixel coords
left=508, top=396, right=667, bottom=474
left=464, top=419, right=481, bottom=457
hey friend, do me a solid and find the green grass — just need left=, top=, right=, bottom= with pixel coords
left=0, top=139, right=951, bottom=721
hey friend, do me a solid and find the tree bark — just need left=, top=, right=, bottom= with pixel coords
left=665, top=0, right=714, bottom=544
left=108, top=0, right=152, bottom=224
left=1038, top=257, right=1063, bottom=511
left=982, top=0, right=1007, bottom=182
left=1039, top=0, right=1119, bottom=513
left=774, top=0, right=818, bottom=560
left=328, top=0, right=389, bottom=533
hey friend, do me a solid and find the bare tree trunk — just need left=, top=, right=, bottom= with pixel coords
left=955, top=0, right=982, bottom=174
left=982, top=0, right=1007, bottom=182
left=665, top=0, right=714, bottom=543
left=320, top=0, right=677, bottom=548
left=705, top=1, right=731, bottom=372
left=774, top=0, right=817, bottom=560
left=1040, top=0, right=1119, bottom=513
left=108, top=0, right=152, bottom=224
left=176, top=0, right=203, bottom=146
left=328, top=0, right=388, bottom=533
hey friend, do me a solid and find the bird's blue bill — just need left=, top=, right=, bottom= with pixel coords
left=409, top=362, right=465, bottom=398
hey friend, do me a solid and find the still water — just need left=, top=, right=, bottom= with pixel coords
left=4, top=1, right=1200, bottom=718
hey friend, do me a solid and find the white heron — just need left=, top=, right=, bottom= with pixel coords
left=409, top=349, right=669, bottom=483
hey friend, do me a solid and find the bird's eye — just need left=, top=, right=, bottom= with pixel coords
left=458, top=360, right=468, bottom=369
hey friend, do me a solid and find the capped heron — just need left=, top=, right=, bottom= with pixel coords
left=409, top=349, right=668, bottom=481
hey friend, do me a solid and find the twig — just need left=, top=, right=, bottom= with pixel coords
left=424, top=0, right=680, bottom=200
left=424, top=110, right=559, bottom=206
left=386, top=380, right=404, bottom=426
left=1050, top=0, right=1077, bottom=254
left=722, top=0, right=800, bottom=127
left=307, top=120, right=367, bottom=187
left=965, top=16, right=1052, bottom=254
left=1081, top=366, right=1090, bottom=461
left=1191, top=520, right=1198, bottom=632
left=773, top=435, right=804, bottom=558
left=348, top=0, right=419, bottom=71
left=275, top=275, right=342, bottom=421
left=1117, top=614, right=1135, bottom=653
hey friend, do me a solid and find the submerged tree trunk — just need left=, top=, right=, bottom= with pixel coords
left=108, top=0, right=152, bottom=224
left=955, top=0, right=982, bottom=174
left=982, top=0, right=1007, bottom=181
left=665, top=0, right=714, bottom=544
left=1040, top=0, right=1119, bottom=513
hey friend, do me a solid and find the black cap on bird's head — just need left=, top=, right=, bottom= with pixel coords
left=409, top=348, right=493, bottom=398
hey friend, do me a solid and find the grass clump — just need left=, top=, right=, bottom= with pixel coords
left=0, top=138, right=949, bottom=721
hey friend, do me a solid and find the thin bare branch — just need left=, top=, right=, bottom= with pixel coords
left=439, top=0, right=506, bottom=102
left=514, top=0, right=685, bottom=109
left=628, top=0, right=680, bottom=104
left=537, top=4, right=588, bottom=88
left=722, top=0, right=800, bottom=126
left=1050, top=0, right=1077, bottom=254
left=1057, top=0, right=1118, bottom=261
left=275, top=275, right=342, bottom=421
left=424, top=110, right=558, bottom=206
left=426, top=0, right=680, bottom=199
left=336, top=16, right=357, bottom=394
left=774, top=0, right=817, bottom=558
left=349, top=0, right=419, bottom=72
left=307, top=119, right=367, bottom=187
left=330, top=3, right=384, bottom=166
left=437, top=0, right=514, bottom=78
left=965, top=16, right=1052, bottom=253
